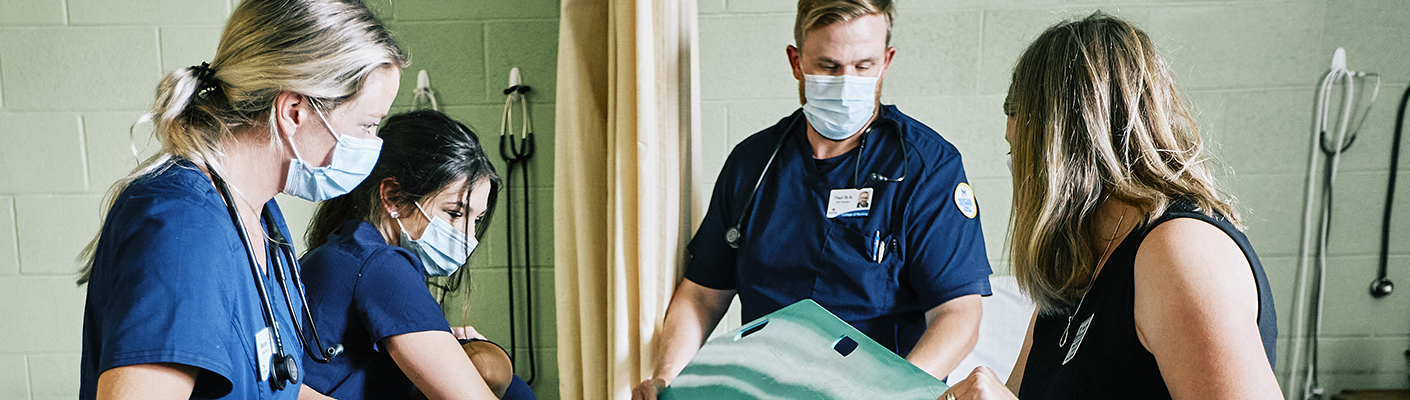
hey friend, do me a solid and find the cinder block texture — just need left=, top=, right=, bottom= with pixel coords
left=0, top=197, right=16, bottom=276
left=28, top=354, right=80, bottom=400
left=699, top=14, right=797, bottom=101
left=0, top=352, right=25, bottom=399
left=483, top=20, right=559, bottom=103
left=1142, top=1, right=1328, bottom=90
left=82, top=111, right=158, bottom=192
left=885, top=11, right=982, bottom=97
left=15, top=195, right=102, bottom=275
left=1325, top=0, right=1410, bottom=84
left=394, top=0, right=558, bottom=21
left=387, top=22, right=486, bottom=108
left=0, top=0, right=66, bottom=26
left=0, top=27, right=160, bottom=111
left=0, top=277, right=86, bottom=354
left=159, top=26, right=223, bottom=74
left=67, top=0, right=229, bottom=25
left=0, top=112, right=88, bottom=194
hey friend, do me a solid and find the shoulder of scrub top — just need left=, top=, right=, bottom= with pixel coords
left=113, top=161, right=230, bottom=223
left=880, top=104, right=967, bottom=177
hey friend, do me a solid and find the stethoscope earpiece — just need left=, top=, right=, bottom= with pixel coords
left=326, top=344, right=345, bottom=359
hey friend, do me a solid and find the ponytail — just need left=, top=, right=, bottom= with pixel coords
left=78, top=0, right=408, bottom=285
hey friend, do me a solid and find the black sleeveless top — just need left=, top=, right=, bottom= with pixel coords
left=1017, top=201, right=1277, bottom=399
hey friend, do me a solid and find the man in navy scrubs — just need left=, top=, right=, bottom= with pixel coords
left=634, top=1, right=990, bottom=397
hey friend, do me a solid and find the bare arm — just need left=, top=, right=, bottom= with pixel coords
left=1005, top=310, right=1038, bottom=394
left=631, top=279, right=736, bottom=400
left=906, top=294, right=983, bottom=379
left=383, top=330, right=497, bottom=400
left=937, top=308, right=1035, bottom=400
left=96, top=363, right=198, bottom=400
left=1133, top=219, right=1281, bottom=400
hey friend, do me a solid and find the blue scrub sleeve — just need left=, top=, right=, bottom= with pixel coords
left=903, top=151, right=992, bottom=310
left=96, top=199, right=238, bottom=395
left=683, top=159, right=743, bottom=290
left=352, top=249, right=453, bottom=350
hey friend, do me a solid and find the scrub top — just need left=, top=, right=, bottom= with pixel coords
left=80, top=159, right=304, bottom=399
left=299, top=219, right=451, bottom=399
left=686, top=105, right=992, bottom=357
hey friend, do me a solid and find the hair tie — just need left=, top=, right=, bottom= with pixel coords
left=189, top=62, right=218, bottom=95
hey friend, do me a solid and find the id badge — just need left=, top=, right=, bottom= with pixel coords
left=826, top=188, right=873, bottom=218
left=255, top=327, right=273, bottom=381
left=1062, top=314, right=1094, bottom=365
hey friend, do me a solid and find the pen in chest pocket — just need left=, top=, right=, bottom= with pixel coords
left=872, top=231, right=886, bottom=263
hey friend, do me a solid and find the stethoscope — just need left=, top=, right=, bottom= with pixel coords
left=208, top=166, right=343, bottom=391
left=724, top=112, right=910, bottom=249
left=497, top=67, right=540, bottom=384
left=1287, top=48, right=1381, bottom=400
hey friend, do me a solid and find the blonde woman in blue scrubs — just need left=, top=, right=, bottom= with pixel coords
left=77, top=0, right=406, bottom=398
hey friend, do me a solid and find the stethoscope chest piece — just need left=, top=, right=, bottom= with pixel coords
left=725, top=227, right=742, bottom=249
left=271, top=354, right=298, bottom=390
left=1371, top=277, right=1394, bottom=298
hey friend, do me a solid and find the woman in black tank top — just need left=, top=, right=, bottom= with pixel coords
left=940, top=12, right=1282, bottom=400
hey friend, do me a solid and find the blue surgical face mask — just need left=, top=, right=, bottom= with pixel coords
left=397, top=201, right=476, bottom=277
left=801, top=74, right=880, bottom=140
left=281, top=107, right=383, bottom=202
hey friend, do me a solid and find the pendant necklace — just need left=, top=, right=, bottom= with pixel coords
left=1059, top=206, right=1127, bottom=347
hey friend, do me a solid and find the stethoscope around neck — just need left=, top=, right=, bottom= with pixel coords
left=724, top=112, right=909, bottom=249
left=208, top=166, right=343, bottom=390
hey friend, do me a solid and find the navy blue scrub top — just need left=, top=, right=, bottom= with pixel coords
left=299, top=220, right=452, bottom=399
left=81, top=159, right=304, bottom=399
left=686, top=105, right=992, bottom=357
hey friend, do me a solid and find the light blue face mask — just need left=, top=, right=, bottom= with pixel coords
left=801, top=74, right=880, bottom=141
left=397, top=201, right=477, bottom=277
left=281, top=107, right=383, bottom=202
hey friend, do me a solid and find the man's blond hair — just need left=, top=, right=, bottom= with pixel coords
left=793, top=0, right=896, bottom=49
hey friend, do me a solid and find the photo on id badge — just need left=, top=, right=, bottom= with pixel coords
left=827, top=188, right=873, bottom=218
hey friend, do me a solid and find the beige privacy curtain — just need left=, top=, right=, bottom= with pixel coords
left=553, top=0, right=701, bottom=398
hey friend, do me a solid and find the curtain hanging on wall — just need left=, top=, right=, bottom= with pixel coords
left=553, top=0, right=701, bottom=398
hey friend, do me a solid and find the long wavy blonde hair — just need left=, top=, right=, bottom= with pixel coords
left=1007, top=12, right=1239, bottom=315
left=77, top=0, right=408, bottom=284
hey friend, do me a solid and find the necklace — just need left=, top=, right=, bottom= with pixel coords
left=224, top=179, right=273, bottom=245
left=1058, top=206, right=1128, bottom=347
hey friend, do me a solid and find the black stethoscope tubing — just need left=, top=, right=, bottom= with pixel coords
left=1371, top=85, right=1408, bottom=298
left=266, top=210, right=343, bottom=363
left=209, top=166, right=342, bottom=390
left=499, top=84, right=539, bottom=384
left=725, top=112, right=909, bottom=249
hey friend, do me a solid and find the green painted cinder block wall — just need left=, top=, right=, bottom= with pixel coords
left=2, top=0, right=1409, bottom=398
left=0, top=0, right=560, bottom=398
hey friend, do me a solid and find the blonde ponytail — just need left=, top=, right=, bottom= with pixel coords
left=78, top=0, right=408, bottom=284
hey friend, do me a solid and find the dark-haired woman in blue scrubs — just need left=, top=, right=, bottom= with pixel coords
left=298, top=110, right=535, bottom=400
